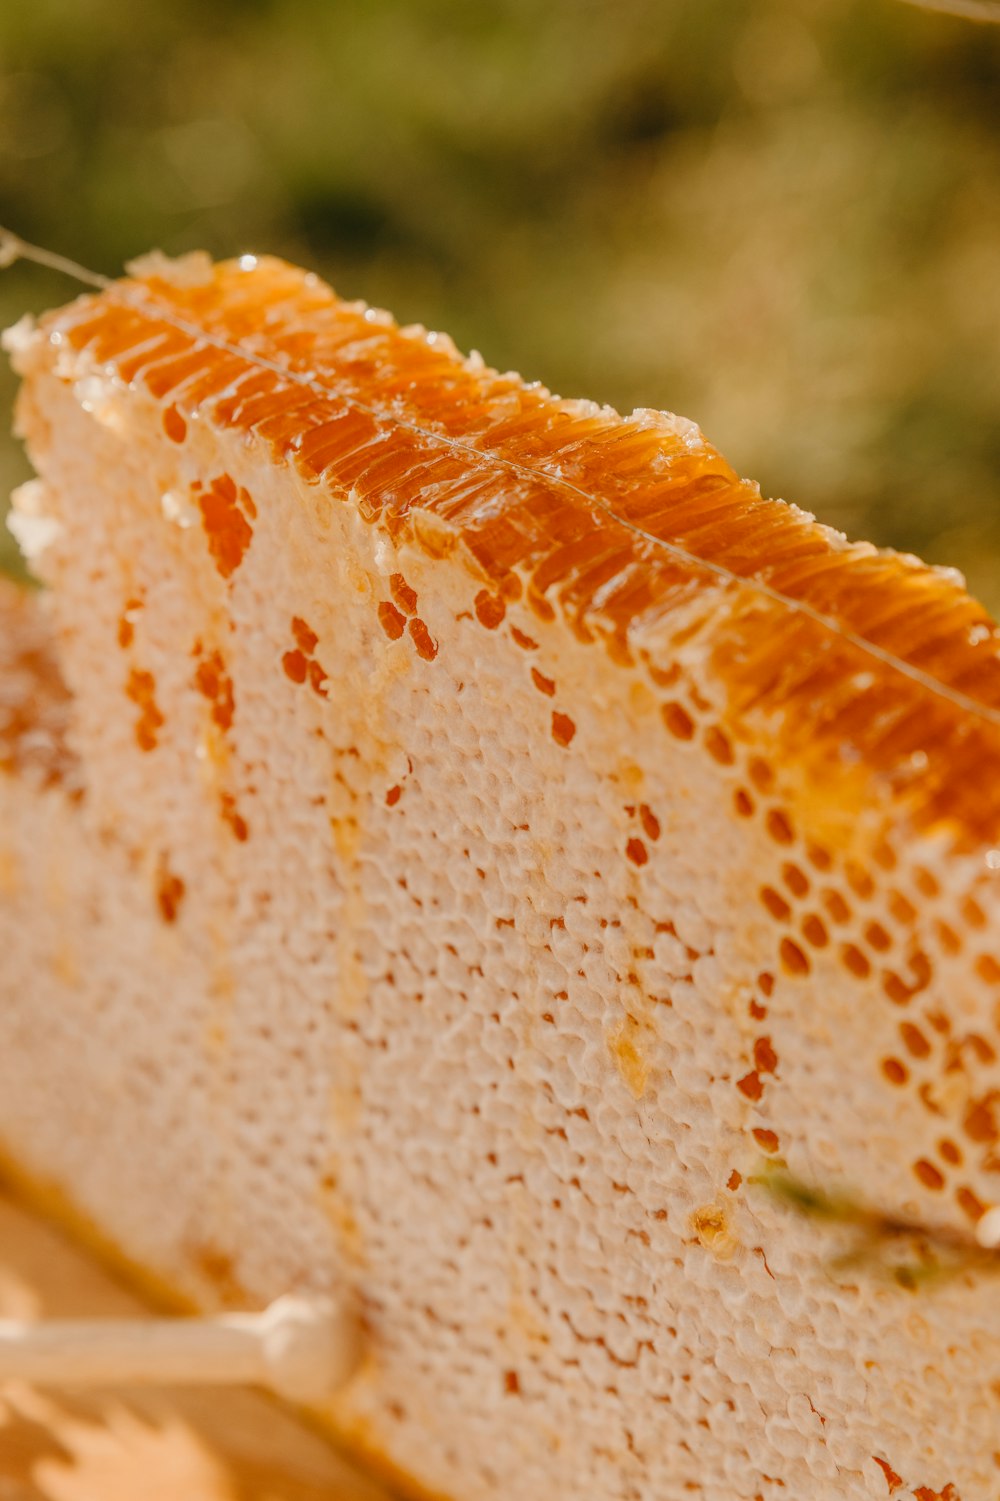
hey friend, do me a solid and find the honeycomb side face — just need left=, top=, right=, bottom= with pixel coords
left=4, top=264, right=1000, bottom=1501
left=0, top=589, right=225, bottom=1295
left=0, top=577, right=75, bottom=790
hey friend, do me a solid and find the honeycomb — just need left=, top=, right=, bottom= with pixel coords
left=2, top=252, right=1000, bottom=1499
left=0, top=577, right=75, bottom=790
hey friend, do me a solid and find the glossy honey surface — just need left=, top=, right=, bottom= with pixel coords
left=39, top=255, right=1000, bottom=850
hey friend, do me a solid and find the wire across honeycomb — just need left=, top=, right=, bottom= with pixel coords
left=1, top=252, right=1000, bottom=1499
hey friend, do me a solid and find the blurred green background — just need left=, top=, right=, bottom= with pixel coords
left=1, top=0, right=999, bottom=605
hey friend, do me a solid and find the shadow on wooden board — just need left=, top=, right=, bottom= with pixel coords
left=0, top=1192, right=394, bottom=1501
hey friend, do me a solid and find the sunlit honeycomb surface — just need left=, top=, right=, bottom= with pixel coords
left=1, top=254, right=999, bottom=1500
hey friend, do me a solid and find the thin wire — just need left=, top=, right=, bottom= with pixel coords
left=4, top=225, right=1000, bottom=735
left=0, top=230, right=110, bottom=290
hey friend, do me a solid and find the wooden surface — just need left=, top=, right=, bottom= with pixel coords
left=0, top=1191, right=395, bottom=1501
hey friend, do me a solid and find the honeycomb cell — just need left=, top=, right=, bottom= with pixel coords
left=821, top=890, right=851, bottom=925
left=626, top=839, right=648, bottom=868
left=899, top=1023, right=930, bottom=1060
left=976, top=955, right=1000, bottom=986
left=408, top=619, right=438, bottom=661
left=805, top=842, right=832, bottom=872
left=883, top=972, right=914, bottom=1006
left=888, top=891, right=917, bottom=927
left=194, top=649, right=235, bottom=731
left=378, top=601, right=406, bottom=641
left=748, top=758, right=774, bottom=793
left=753, top=1038, right=778, bottom=1075
left=733, top=789, right=754, bottom=818
left=800, top=915, right=828, bottom=949
left=703, top=726, right=734, bottom=766
left=639, top=806, right=661, bottom=843
left=662, top=702, right=695, bottom=740
left=475, top=590, right=506, bottom=630
left=156, top=867, right=185, bottom=923
left=781, top=864, right=809, bottom=899
left=125, top=667, right=164, bottom=751
left=956, top=1186, right=987, bottom=1223
left=291, top=616, right=319, bottom=654
left=962, top=1097, right=999, bottom=1144
left=117, top=596, right=143, bottom=650
left=845, top=862, right=875, bottom=901
left=913, top=1159, right=945, bottom=1191
left=865, top=922, right=892, bottom=954
left=220, top=792, right=249, bottom=842
left=551, top=712, right=576, bottom=747
left=736, top=1072, right=764, bottom=1102
left=760, top=888, right=791, bottom=923
left=162, top=403, right=187, bottom=442
left=841, top=945, right=871, bottom=980
left=391, top=575, right=418, bottom=616
left=779, top=939, right=810, bottom=977
left=765, top=810, right=794, bottom=846
left=282, top=649, right=308, bottom=685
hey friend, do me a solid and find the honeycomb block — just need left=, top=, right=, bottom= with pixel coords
left=2, top=251, right=999, bottom=1500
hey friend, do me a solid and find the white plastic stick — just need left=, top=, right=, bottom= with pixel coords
left=0, top=1294, right=359, bottom=1404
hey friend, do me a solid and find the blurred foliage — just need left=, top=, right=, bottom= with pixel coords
left=1, top=0, right=999, bottom=606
